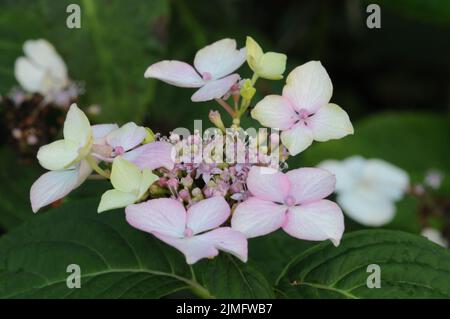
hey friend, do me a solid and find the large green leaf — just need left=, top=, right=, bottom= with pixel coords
left=0, top=198, right=273, bottom=298
left=276, top=230, right=450, bottom=298
left=0, top=148, right=40, bottom=232
left=0, top=0, right=169, bottom=123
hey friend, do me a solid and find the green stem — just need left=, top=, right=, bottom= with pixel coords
left=86, top=155, right=110, bottom=179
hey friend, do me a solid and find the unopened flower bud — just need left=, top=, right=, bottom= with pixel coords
left=209, top=110, right=226, bottom=132
left=240, top=79, right=256, bottom=100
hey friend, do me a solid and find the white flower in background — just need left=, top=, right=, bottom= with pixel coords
left=422, top=228, right=448, bottom=248
left=144, top=38, right=246, bottom=102
left=319, top=156, right=410, bottom=226
left=15, top=39, right=69, bottom=96
left=251, top=61, right=353, bottom=155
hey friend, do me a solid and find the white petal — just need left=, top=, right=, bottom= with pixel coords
left=194, top=38, right=246, bottom=79
left=23, top=39, right=68, bottom=88
left=282, top=61, right=333, bottom=114
left=187, top=197, right=230, bottom=234
left=318, top=157, right=364, bottom=193
left=231, top=197, right=287, bottom=238
left=363, top=159, right=410, bottom=201
left=422, top=228, right=448, bottom=248
left=37, top=139, right=79, bottom=170
left=280, top=122, right=314, bottom=156
left=191, top=74, right=239, bottom=102
left=251, top=95, right=297, bottom=130
left=92, top=124, right=119, bottom=143
left=63, top=104, right=92, bottom=147
left=286, top=168, right=336, bottom=204
left=106, top=122, right=147, bottom=151
left=337, top=189, right=395, bottom=227
left=30, top=160, right=92, bottom=212
left=283, top=200, right=344, bottom=246
left=144, top=60, right=204, bottom=87
left=125, top=198, right=187, bottom=238
left=14, top=57, right=46, bottom=93
left=97, top=189, right=138, bottom=213
left=308, top=103, right=354, bottom=142
left=246, top=166, right=290, bottom=203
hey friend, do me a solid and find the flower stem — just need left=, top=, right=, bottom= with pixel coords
left=86, top=155, right=110, bottom=179
left=215, top=98, right=236, bottom=118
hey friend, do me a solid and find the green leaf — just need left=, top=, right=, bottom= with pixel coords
left=0, top=147, right=40, bottom=232
left=0, top=198, right=273, bottom=298
left=367, top=0, right=450, bottom=25
left=0, top=0, right=170, bottom=123
left=276, top=230, right=450, bottom=298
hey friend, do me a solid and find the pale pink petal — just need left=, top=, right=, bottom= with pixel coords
left=251, top=95, right=297, bottom=130
left=154, top=233, right=219, bottom=265
left=282, top=61, right=332, bottom=114
left=125, top=198, right=186, bottom=238
left=307, top=103, right=354, bottom=142
left=198, top=227, right=248, bottom=262
left=231, top=197, right=287, bottom=238
left=30, top=160, right=92, bottom=213
left=123, top=141, right=175, bottom=170
left=286, top=168, right=336, bottom=204
left=92, top=124, right=119, bottom=143
left=144, top=60, right=204, bottom=88
left=106, top=122, right=147, bottom=151
left=280, top=122, right=314, bottom=156
left=194, top=38, right=246, bottom=79
left=191, top=74, right=240, bottom=102
left=186, top=196, right=230, bottom=234
left=246, top=166, right=290, bottom=203
left=282, top=199, right=344, bottom=246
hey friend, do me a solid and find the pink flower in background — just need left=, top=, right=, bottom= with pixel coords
left=126, top=196, right=247, bottom=264
left=144, top=38, right=246, bottom=102
left=231, top=166, right=344, bottom=246
left=251, top=61, right=354, bottom=155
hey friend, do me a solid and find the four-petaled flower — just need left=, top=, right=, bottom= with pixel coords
left=246, top=36, right=287, bottom=80
left=15, top=39, right=69, bottom=96
left=319, top=156, right=409, bottom=226
left=126, top=196, right=247, bottom=264
left=144, top=38, right=246, bottom=102
left=251, top=61, right=354, bottom=155
left=30, top=104, right=94, bottom=212
left=231, top=166, right=344, bottom=246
